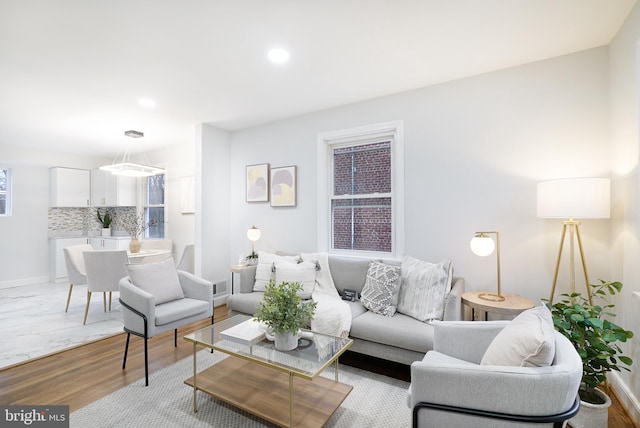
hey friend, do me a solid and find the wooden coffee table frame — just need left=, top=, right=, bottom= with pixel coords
left=184, top=316, right=353, bottom=428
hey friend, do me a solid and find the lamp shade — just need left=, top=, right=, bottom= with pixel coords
left=537, top=178, right=610, bottom=219
left=247, top=226, right=261, bottom=242
left=470, top=234, right=495, bottom=256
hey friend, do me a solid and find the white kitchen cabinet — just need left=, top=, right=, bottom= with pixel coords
left=91, top=169, right=136, bottom=207
left=50, top=167, right=91, bottom=207
left=91, top=236, right=131, bottom=250
left=49, top=237, right=91, bottom=282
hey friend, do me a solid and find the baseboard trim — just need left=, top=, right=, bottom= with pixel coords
left=0, top=275, right=49, bottom=290
left=610, top=371, right=640, bottom=426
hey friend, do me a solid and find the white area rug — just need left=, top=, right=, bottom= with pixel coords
left=71, top=351, right=411, bottom=427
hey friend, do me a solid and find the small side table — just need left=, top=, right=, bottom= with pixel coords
left=462, top=291, right=534, bottom=321
left=230, top=264, right=251, bottom=294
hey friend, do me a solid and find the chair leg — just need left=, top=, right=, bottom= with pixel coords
left=122, top=333, right=130, bottom=369
left=102, top=292, right=107, bottom=312
left=108, top=291, right=112, bottom=311
left=144, top=337, right=149, bottom=387
left=65, top=283, right=73, bottom=313
left=83, top=291, right=92, bottom=325
left=174, top=329, right=178, bottom=347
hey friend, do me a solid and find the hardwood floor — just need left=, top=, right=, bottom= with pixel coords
left=0, top=304, right=637, bottom=427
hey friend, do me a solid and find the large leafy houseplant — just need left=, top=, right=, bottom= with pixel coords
left=545, top=280, right=633, bottom=404
left=254, top=280, right=317, bottom=335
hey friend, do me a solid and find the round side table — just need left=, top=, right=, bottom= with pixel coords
left=461, top=291, right=535, bottom=321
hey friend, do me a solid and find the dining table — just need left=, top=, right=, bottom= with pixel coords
left=126, top=249, right=172, bottom=264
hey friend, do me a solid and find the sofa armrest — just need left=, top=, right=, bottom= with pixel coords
left=237, top=265, right=257, bottom=293
left=433, top=320, right=508, bottom=363
left=442, top=277, right=464, bottom=321
left=177, top=270, right=213, bottom=304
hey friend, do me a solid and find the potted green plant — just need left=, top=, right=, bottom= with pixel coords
left=545, top=280, right=633, bottom=428
left=254, top=280, right=317, bottom=351
left=96, top=209, right=113, bottom=236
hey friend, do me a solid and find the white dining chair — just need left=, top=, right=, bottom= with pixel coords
left=176, top=244, right=195, bottom=274
left=82, top=250, right=129, bottom=325
left=63, top=244, right=93, bottom=312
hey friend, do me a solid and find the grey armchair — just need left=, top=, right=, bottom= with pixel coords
left=408, top=320, right=581, bottom=428
left=119, top=265, right=213, bottom=386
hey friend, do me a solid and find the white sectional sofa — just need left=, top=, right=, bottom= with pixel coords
left=227, top=254, right=465, bottom=365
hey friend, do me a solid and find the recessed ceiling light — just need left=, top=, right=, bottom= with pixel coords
left=138, top=98, right=156, bottom=108
left=268, top=48, right=290, bottom=64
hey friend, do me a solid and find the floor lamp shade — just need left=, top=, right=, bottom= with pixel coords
left=537, top=178, right=610, bottom=219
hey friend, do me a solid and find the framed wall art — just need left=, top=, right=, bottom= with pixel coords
left=270, top=165, right=297, bottom=207
left=246, top=163, right=269, bottom=202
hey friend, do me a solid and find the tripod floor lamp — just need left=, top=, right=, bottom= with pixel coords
left=537, top=178, right=610, bottom=305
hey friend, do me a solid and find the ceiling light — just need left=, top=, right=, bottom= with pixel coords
left=138, top=98, right=156, bottom=108
left=99, top=130, right=164, bottom=177
left=268, top=48, right=290, bottom=64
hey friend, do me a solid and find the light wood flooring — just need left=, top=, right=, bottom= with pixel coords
left=0, top=304, right=636, bottom=427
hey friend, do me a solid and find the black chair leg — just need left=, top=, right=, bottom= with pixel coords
left=122, top=333, right=130, bottom=369
left=144, top=336, right=149, bottom=387
left=174, top=329, right=178, bottom=347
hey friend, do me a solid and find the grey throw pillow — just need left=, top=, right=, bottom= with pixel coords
left=360, top=261, right=402, bottom=317
left=397, top=256, right=453, bottom=322
left=126, top=257, right=184, bottom=305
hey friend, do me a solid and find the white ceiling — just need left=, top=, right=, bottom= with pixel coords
left=0, top=0, right=636, bottom=157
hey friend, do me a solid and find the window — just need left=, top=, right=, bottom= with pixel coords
left=0, top=168, right=11, bottom=216
left=144, top=174, right=165, bottom=238
left=318, top=121, right=404, bottom=257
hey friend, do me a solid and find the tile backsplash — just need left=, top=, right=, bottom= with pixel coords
left=48, top=207, right=136, bottom=235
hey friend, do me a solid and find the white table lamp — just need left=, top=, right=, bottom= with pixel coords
left=247, top=226, right=261, bottom=257
left=470, top=231, right=504, bottom=302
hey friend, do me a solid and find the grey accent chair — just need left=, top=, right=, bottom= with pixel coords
left=118, top=268, right=213, bottom=386
left=176, top=244, right=195, bottom=274
left=408, top=321, right=581, bottom=428
left=63, top=244, right=93, bottom=312
left=82, top=250, right=128, bottom=325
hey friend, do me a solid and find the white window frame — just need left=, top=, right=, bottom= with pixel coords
left=317, top=120, right=404, bottom=259
left=0, top=167, right=12, bottom=217
left=143, top=172, right=166, bottom=239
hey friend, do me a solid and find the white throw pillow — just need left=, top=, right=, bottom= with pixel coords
left=300, top=252, right=339, bottom=298
left=396, top=256, right=453, bottom=322
left=126, top=257, right=184, bottom=305
left=253, top=251, right=299, bottom=292
left=481, top=304, right=556, bottom=367
left=274, top=261, right=317, bottom=299
left=360, top=261, right=402, bottom=317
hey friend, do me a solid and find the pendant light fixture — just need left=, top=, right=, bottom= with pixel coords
left=99, top=130, right=165, bottom=177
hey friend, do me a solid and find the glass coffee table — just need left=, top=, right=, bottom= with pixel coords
left=184, top=315, right=353, bottom=428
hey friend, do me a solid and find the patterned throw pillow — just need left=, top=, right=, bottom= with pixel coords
left=360, top=261, right=402, bottom=317
left=397, top=256, right=453, bottom=322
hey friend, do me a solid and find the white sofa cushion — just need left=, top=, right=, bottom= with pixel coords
left=253, top=251, right=299, bottom=292
left=274, top=260, right=316, bottom=299
left=481, top=304, right=555, bottom=367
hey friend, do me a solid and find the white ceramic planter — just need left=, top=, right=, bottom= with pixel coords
left=569, top=388, right=611, bottom=428
left=274, top=332, right=299, bottom=351
left=101, top=228, right=111, bottom=237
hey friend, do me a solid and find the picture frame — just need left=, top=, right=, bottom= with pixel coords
left=270, top=166, right=297, bottom=207
left=246, top=163, right=269, bottom=202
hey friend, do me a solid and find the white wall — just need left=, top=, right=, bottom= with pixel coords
left=609, top=2, right=640, bottom=422
left=0, top=143, right=103, bottom=286
left=197, top=123, right=231, bottom=299
left=227, top=47, right=611, bottom=304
